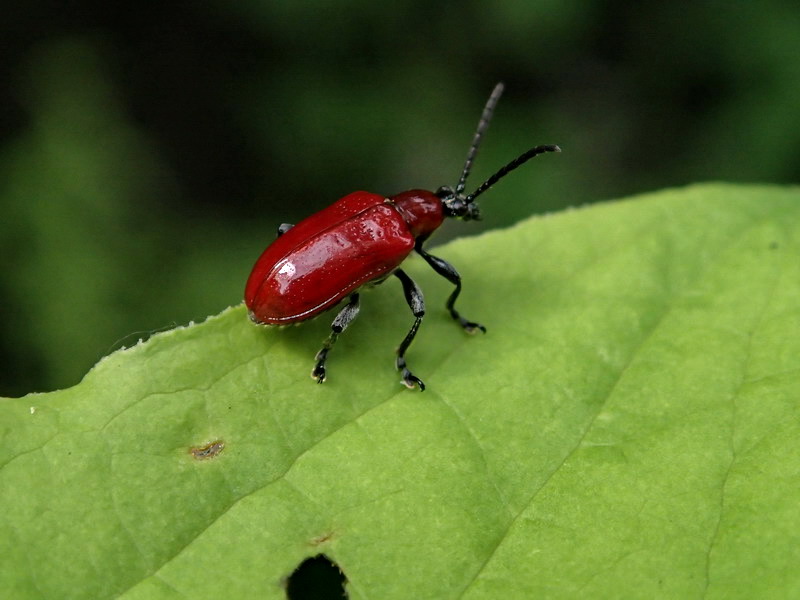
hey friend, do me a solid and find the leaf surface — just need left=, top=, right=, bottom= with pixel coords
left=2, top=184, right=799, bottom=599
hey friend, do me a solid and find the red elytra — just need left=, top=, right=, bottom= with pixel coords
left=244, top=190, right=442, bottom=324
left=245, top=83, right=559, bottom=390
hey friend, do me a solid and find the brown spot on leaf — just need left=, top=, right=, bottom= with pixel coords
left=190, top=439, right=225, bottom=460
left=310, top=531, right=335, bottom=546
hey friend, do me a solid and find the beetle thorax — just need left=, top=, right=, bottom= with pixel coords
left=390, top=190, right=445, bottom=241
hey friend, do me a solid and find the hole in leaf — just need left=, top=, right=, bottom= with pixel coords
left=189, top=439, right=225, bottom=460
left=285, top=554, right=347, bottom=600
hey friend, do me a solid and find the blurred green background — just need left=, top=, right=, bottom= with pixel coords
left=2, top=1, right=799, bottom=396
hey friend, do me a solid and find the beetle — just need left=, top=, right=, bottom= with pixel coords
left=245, top=82, right=559, bottom=390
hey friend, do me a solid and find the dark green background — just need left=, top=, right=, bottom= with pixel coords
left=2, top=1, right=799, bottom=396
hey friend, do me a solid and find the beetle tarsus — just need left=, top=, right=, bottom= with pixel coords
left=311, top=353, right=328, bottom=383
left=458, top=316, right=486, bottom=334
left=399, top=361, right=426, bottom=391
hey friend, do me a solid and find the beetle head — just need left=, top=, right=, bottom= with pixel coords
left=437, top=186, right=482, bottom=221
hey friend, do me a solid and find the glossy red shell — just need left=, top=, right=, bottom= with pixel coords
left=245, top=190, right=443, bottom=324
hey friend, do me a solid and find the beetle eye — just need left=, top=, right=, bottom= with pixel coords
left=435, top=186, right=454, bottom=199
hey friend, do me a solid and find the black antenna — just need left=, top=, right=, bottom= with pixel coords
left=455, top=82, right=505, bottom=195
left=466, top=144, right=560, bottom=203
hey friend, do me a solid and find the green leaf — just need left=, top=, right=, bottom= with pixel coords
left=2, top=183, right=799, bottom=598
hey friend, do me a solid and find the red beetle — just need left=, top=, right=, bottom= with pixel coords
left=245, top=83, right=559, bottom=390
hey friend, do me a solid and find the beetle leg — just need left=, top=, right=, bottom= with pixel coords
left=394, top=269, right=426, bottom=391
left=312, top=293, right=360, bottom=383
left=276, top=223, right=294, bottom=237
left=416, top=245, right=486, bottom=334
